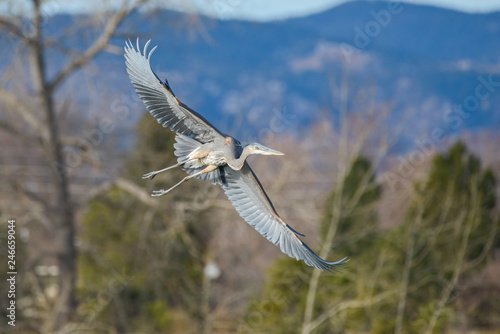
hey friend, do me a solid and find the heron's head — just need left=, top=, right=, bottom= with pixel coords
left=246, top=143, right=284, bottom=156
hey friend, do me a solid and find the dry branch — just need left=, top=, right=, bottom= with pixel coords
left=48, top=1, right=145, bottom=92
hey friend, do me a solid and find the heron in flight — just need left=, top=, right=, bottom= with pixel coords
left=124, top=39, right=348, bottom=272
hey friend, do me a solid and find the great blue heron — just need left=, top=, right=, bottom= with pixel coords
left=124, top=39, right=348, bottom=272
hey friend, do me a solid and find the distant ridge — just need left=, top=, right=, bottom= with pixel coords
left=2, top=1, right=498, bottom=149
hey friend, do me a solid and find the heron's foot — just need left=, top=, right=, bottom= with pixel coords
left=142, top=171, right=158, bottom=180
left=151, top=189, right=169, bottom=197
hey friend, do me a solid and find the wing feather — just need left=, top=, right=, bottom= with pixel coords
left=124, top=39, right=224, bottom=143
left=221, top=163, right=348, bottom=272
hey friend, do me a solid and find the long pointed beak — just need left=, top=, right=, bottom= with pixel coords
left=261, top=147, right=285, bottom=156
left=269, top=149, right=285, bottom=156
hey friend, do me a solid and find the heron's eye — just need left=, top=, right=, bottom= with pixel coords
left=255, top=146, right=260, bottom=149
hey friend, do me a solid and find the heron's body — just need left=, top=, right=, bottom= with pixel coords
left=186, top=143, right=229, bottom=168
left=124, top=39, right=348, bottom=272
left=187, top=136, right=241, bottom=169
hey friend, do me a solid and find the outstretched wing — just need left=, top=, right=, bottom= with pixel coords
left=221, top=163, right=348, bottom=272
left=124, top=39, right=224, bottom=143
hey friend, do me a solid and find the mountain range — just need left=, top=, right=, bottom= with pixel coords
left=4, top=1, right=500, bottom=150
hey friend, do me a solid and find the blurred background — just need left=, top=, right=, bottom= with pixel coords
left=0, top=0, right=499, bottom=333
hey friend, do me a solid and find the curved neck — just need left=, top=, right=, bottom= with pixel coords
left=227, top=145, right=253, bottom=170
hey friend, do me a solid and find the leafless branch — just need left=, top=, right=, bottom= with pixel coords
left=395, top=195, right=423, bottom=334
left=48, top=1, right=144, bottom=92
left=82, top=177, right=159, bottom=208
left=305, top=290, right=397, bottom=333
left=0, top=88, right=49, bottom=143
left=0, top=17, right=28, bottom=41
left=425, top=179, right=480, bottom=332
left=0, top=119, right=42, bottom=144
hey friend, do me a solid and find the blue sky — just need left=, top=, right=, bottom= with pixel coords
left=2, top=0, right=500, bottom=20
left=162, top=0, right=500, bottom=20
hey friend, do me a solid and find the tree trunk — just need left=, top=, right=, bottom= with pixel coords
left=31, top=0, right=76, bottom=330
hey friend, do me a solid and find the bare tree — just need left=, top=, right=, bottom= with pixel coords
left=300, top=72, right=392, bottom=334
left=0, top=0, right=145, bottom=331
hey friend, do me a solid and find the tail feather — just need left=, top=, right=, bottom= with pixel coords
left=174, top=134, right=200, bottom=163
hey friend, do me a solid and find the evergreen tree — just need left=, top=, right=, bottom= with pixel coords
left=391, top=141, right=498, bottom=333
left=78, top=115, right=216, bottom=333
left=243, top=143, right=499, bottom=333
left=244, top=155, right=382, bottom=334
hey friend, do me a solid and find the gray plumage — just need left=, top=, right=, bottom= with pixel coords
left=124, top=39, right=348, bottom=272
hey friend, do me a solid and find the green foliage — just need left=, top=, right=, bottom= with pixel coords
left=425, top=141, right=497, bottom=259
left=244, top=143, right=499, bottom=333
left=78, top=187, right=185, bottom=332
left=242, top=258, right=311, bottom=334
left=125, top=114, right=180, bottom=183
left=77, top=113, right=215, bottom=333
left=78, top=110, right=499, bottom=334
left=321, top=155, right=382, bottom=256
left=369, top=141, right=498, bottom=333
left=397, top=141, right=498, bottom=331
left=245, top=155, right=382, bottom=333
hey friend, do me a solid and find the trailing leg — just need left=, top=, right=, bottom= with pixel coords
left=142, top=161, right=183, bottom=179
left=151, top=165, right=217, bottom=197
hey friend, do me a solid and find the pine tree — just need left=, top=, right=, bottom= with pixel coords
left=391, top=141, right=498, bottom=333
left=244, top=155, right=382, bottom=334
left=78, top=115, right=216, bottom=333
left=243, top=143, right=499, bottom=333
